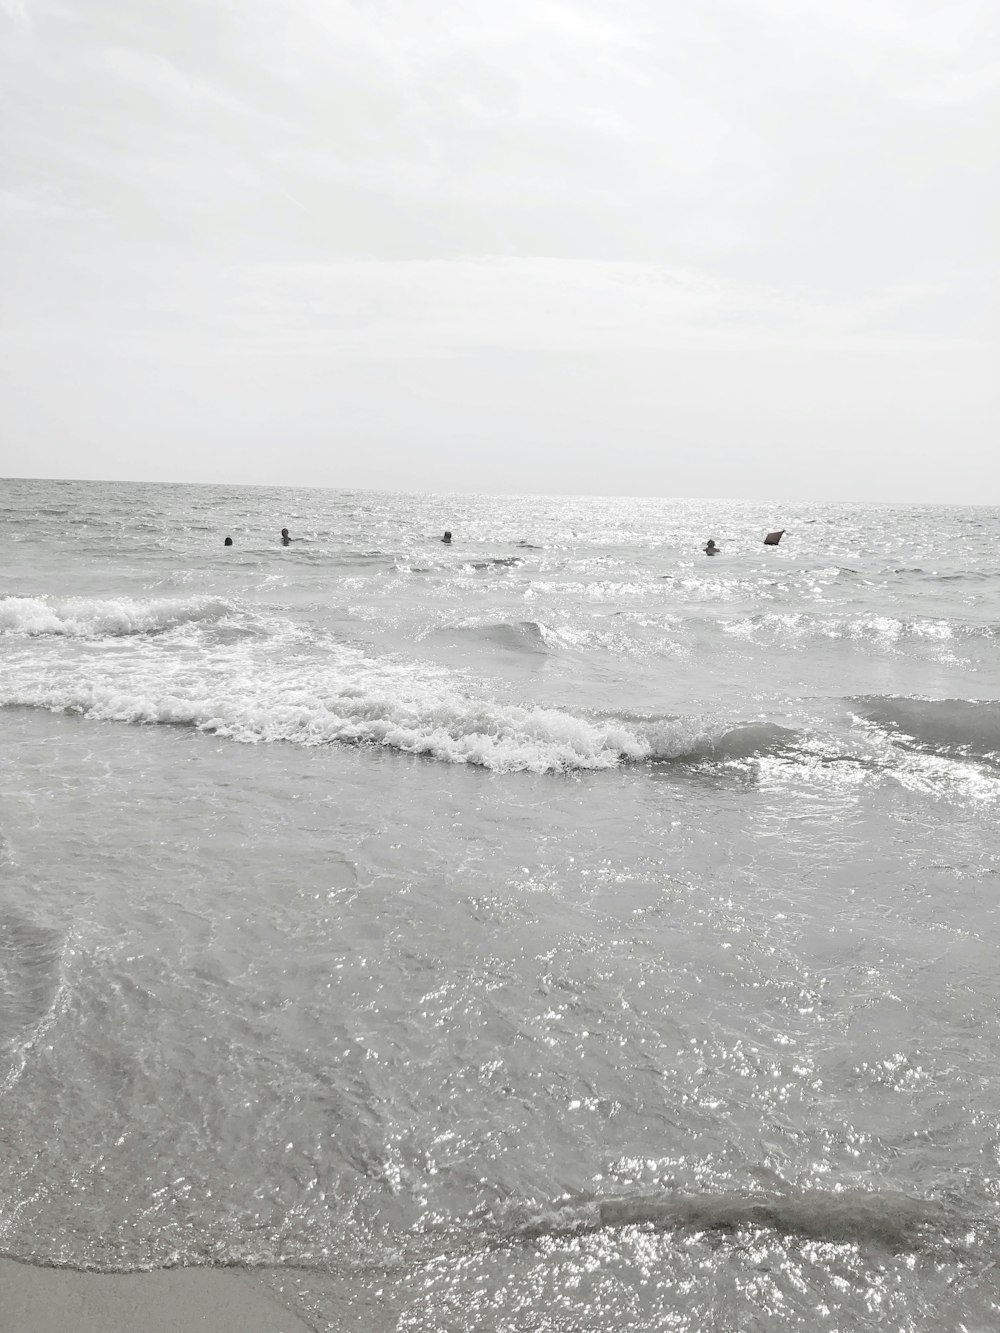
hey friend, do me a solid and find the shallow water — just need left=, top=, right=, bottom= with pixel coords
left=1, top=479, right=999, bottom=1329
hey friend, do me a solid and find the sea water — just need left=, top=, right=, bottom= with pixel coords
left=0, top=477, right=998, bottom=1330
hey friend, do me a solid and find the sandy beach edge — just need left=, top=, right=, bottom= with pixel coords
left=0, top=1257, right=316, bottom=1333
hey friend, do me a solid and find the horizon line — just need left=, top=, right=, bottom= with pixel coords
left=1, top=474, right=996, bottom=509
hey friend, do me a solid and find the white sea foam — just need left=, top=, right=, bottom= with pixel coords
left=721, top=612, right=989, bottom=645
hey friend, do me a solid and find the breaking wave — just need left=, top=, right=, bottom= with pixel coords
left=0, top=595, right=235, bottom=639
left=0, top=644, right=796, bottom=774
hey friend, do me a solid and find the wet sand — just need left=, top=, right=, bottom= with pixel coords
left=0, top=1259, right=313, bottom=1333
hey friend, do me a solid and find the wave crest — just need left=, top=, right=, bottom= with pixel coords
left=0, top=596, right=235, bottom=638
left=506, top=1189, right=963, bottom=1251
left=854, top=696, right=1000, bottom=757
left=434, top=619, right=555, bottom=654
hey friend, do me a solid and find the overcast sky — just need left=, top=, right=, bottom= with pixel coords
left=1, top=0, right=997, bottom=499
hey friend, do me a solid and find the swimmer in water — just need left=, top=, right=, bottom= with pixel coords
left=704, top=539, right=719, bottom=555
left=224, top=536, right=233, bottom=547
left=441, top=530, right=452, bottom=544
left=281, top=527, right=291, bottom=546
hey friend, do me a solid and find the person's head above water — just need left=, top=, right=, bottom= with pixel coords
left=223, top=536, right=233, bottom=546
left=281, top=527, right=291, bottom=545
left=281, top=528, right=289, bottom=537
left=441, top=530, right=452, bottom=544
left=704, top=539, right=718, bottom=554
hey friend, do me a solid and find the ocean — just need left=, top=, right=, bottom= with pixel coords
left=0, top=477, right=998, bottom=1330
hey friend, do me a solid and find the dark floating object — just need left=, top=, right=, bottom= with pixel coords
left=763, top=530, right=785, bottom=546
left=223, top=536, right=233, bottom=546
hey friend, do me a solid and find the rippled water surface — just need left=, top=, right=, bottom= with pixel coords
left=1, top=479, right=999, bottom=1329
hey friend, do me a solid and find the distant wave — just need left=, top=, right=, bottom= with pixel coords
left=340, top=549, right=395, bottom=562
left=723, top=612, right=991, bottom=645
left=464, top=556, right=524, bottom=571
left=428, top=617, right=685, bottom=657
left=0, top=595, right=235, bottom=638
left=431, top=619, right=557, bottom=654
left=504, top=1189, right=967, bottom=1252
left=853, top=696, right=1000, bottom=757
left=890, top=567, right=997, bottom=583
